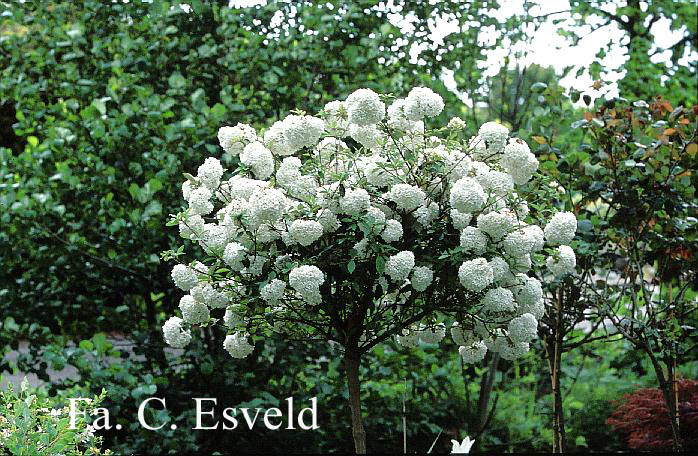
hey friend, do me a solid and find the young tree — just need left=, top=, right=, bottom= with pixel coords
left=160, top=87, right=579, bottom=453
left=573, top=98, right=698, bottom=451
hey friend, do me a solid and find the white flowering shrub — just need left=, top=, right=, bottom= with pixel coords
left=161, top=86, right=578, bottom=367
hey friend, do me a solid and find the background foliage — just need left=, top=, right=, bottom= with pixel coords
left=1, top=0, right=696, bottom=453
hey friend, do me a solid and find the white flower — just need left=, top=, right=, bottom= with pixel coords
left=314, top=137, right=349, bottom=158
left=191, top=283, right=229, bottom=308
left=544, top=212, right=577, bottom=246
left=171, top=264, right=198, bottom=291
left=264, top=120, right=293, bottom=156
left=281, top=114, right=325, bottom=152
left=459, top=342, right=487, bottom=364
left=480, top=287, right=515, bottom=315
left=508, top=313, right=538, bottom=343
left=387, top=98, right=419, bottom=131
left=289, top=219, right=324, bottom=246
left=197, top=157, right=224, bottom=190
left=240, top=142, right=274, bottom=180
left=546, top=245, right=576, bottom=277
left=523, top=225, right=545, bottom=252
left=419, top=324, right=446, bottom=343
left=415, top=201, right=439, bottom=227
left=218, top=123, right=257, bottom=157
left=223, top=307, right=244, bottom=327
left=188, top=186, right=214, bottom=215
left=450, top=177, right=485, bottom=213
left=468, top=135, right=488, bottom=160
left=458, top=258, right=493, bottom=292
left=289, top=265, right=325, bottom=303
left=386, top=251, right=415, bottom=282
left=403, top=87, right=444, bottom=120
left=501, top=138, right=538, bottom=185
left=179, top=214, right=205, bottom=239
left=179, top=295, right=210, bottom=324
left=223, top=242, right=247, bottom=270
left=512, top=274, right=544, bottom=318
left=477, top=210, right=516, bottom=241
left=200, top=223, right=228, bottom=252
left=386, top=184, right=426, bottom=211
left=261, top=279, right=287, bottom=304
left=316, top=208, right=341, bottom=232
left=489, top=256, right=511, bottom=284
left=497, top=339, right=530, bottom=360
left=447, top=117, right=466, bottom=130
left=323, top=100, right=349, bottom=132
left=162, top=316, right=192, bottom=348
left=345, top=88, right=385, bottom=126
left=478, top=121, right=509, bottom=153
left=502, top=228, right=536, bottom=257
left=450, top=209, right=472, bottom=230
left=411, top=265, right=434, bottom=291
left=349, top=123, right=383, bottom=150
left=340, top=188, right=371, bottom=215
left=477, top=170, right=514, bottom=196
left=223, top=332, right=254, bottom=358
left=459, top=226, right=488, bottom=254
left=250, top=188, right=287, bottom=224
left=381, top=219, right=403, bottom=242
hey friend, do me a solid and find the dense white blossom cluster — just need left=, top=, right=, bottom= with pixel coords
left=162, top=86, right=578, bottom=363
left=223, top=332, right=255, bottom=358
left=162, top=316, right=192, bottom=348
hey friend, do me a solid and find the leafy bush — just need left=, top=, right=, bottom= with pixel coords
left=0, top=379, right=109, bottom=455
left=608, top=379, right=698, bottom=450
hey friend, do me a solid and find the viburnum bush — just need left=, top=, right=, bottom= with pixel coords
left=159, top=87, right=577, bottom=452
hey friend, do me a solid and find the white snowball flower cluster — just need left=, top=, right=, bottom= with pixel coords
left=478, top=121, right=509, bottom=153
left=396, top=324, right=445, bottom=347
left=261, top=279, right=286, bottom=304
left=289, top=265, right=325, bottom=304
left=458, top=258, right=493, bottom=292
left=480, top=287, right=516, bottom=315
left=162, top=86, right=578, bottom=363
left=508, top=313, right=538, bottom=343
left=403, top=87, right=445, bottom=120
left=546, top=245, right=577, bottom=277
left=241, top=142, right=275, bottom=179
left=218, top=123, right=257, bottom=157
left=501, top=139, right=539, bottom=185
left=544, top=212, right=577, bottom=246
left=386, top=184, right=426, bottom=211
left=411, top=266, right=434, bottom=292
left=171, top=264, right=198, bottom=291
left=459, top=227, right=487, bottom=254
left=340, top=188, right=371, bottom=215
left=385, top=251, right=415, bottom=282
left=381, top=219, right=403, bottom=242
left=179, top=295, right=210, bottom=324
left=223, top=332, right=254, bottom=359
left=162, top=316, right=192, bottom=348
left=459, top=341, right=488, bottom=363
left=345, top=88, right=385, bottom=126
left=450, top=178, right=485, bottom=213
left=289, top=220, right=324, bottom=246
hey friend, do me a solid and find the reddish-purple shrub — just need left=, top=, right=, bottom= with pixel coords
left=608, top=379, right=698, bottom=450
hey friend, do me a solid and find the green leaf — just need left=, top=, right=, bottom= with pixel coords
left=376, top=256, right=385, bottom=274
left=347, top=260, right=356, bottom=274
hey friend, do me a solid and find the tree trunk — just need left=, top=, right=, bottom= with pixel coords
left=345, top=352, right=367, bottom=454
left=646, top=348, right=683, bottom=451
left=544, top=288, right=566, bottom=453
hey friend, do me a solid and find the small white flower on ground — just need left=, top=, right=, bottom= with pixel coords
left=451, top=435, right=476, bottom=454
